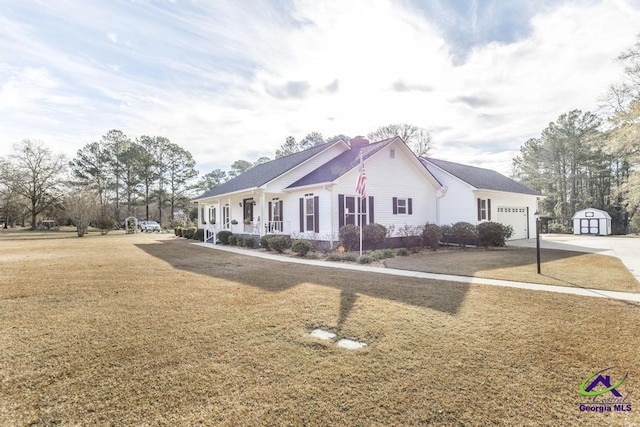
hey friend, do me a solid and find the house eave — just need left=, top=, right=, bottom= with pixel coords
left=194, top=187, right=261, bottom=203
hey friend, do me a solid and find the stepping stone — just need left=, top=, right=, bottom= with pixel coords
left=310, top=329, right=336, bottom=340
left=336, top=338, right=367, bottom=350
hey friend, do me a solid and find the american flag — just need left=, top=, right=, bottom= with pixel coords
left=355, top=153, right=366, bottom=198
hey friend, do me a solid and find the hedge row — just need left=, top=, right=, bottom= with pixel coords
left=338, top=221, right=514, bottom=251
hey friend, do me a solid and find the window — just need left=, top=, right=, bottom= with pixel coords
left=389, top=148, right=396, bottom=159
left=339, top=194, right=374, bottom=227
left=392, top=197, right=412, bottom=215
left=201, top=206, right=206, bottom=224
left=305, top=197, right=315, bottom=231
left=299, top=195, right=319, bottom=233
left=344, top=196, right=366, bottom=226
left=208, top=207, right=216, bottom=224
left=477, top=198, right=491, bottom=221
left=397, top=198, right=407, bottom=214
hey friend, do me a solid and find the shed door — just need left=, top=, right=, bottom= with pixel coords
left=580, top=219, right=599, bottom=235
left=496, top=207, right=528, bottom=240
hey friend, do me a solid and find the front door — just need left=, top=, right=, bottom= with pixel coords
left=243, top=198, right=254, bottom=223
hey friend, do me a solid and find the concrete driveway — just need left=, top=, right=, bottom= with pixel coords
left=508, top=234, right=640, bottom=283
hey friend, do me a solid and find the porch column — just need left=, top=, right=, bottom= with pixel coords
left=260, top=191, right=266, bottom=236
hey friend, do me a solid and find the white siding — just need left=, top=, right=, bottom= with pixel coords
left=427, top=162, right=539, bottom=240
left=285, top=189, right=334, bottom=240
left=331, top=142, right=439, bottom=236
left=475, top=190, right=539, bottom=240
left=434, top=174, right=477, bottom=225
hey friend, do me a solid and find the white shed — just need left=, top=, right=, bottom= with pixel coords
left=572, top=208, right=612, bottom=235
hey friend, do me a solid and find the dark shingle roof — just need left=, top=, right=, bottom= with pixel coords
left=287, top=138, right=396, bottom=188
left=422, top=157, right=540, bottom=195
left=194, top=141, right=338, bottom=200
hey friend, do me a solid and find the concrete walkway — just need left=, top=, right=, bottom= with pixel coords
left=194, top=242, right=640, bottom=303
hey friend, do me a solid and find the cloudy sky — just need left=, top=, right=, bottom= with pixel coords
left=1, top=0, right=639, bottom=176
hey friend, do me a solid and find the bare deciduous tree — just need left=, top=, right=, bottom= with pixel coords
left=367, top=124, right=432, bottom=156
left=65, top=190, right=98, bottom=237
left=9, top=140, right=67, bottom=229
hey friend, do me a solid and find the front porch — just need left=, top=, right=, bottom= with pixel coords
left=202, top=220, right=291, bottom=244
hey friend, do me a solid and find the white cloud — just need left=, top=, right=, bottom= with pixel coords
left=0, top=0, right=639, bottom=177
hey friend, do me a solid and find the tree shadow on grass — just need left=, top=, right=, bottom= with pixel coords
left=135, top=240, right=471, bottom=321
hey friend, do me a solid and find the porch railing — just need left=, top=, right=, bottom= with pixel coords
left=264, top=221, right=289, bottom=234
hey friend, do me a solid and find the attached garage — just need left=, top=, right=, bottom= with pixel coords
left=496, top=206, right=529, bottom=240
left=572, top=208, right=611, bottom=235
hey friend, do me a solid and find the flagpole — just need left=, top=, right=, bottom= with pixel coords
left=359, top=194, right=363, bottom=258
left=355, top=151, right=366, bottom=259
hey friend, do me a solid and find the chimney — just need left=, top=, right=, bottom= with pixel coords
left=349, top=136, right=369, bottom=150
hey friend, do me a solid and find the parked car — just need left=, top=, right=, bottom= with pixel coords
left=140, top=220, right=161, bottom=232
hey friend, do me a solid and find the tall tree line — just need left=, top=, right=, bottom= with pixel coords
left=513, top=36, right=640, bottom=233
left=68, top=130, right=198, bottom=225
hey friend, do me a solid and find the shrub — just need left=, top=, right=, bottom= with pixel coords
left=358, top=255, right=373, bottom=264
left=96, top=217, right=118, bottom=235
left=243, top=236, right=256, bottom=248
left=451, top=222, right=478, bottom=249
left=216, top=230, right=233, bottom=245
left=339, top=224, right=360, bottom=252
left=362, top=223, right=387, bottom=249
left=228, top=235, right=238, bottom=246
left=291, top=239, right=314, bottom=257
left=440, top=224, right=453, bottom=244
left=182, top=227, right=197, bottom=239
left=260, top=235, right=272, bottom=250
left=174, top=227, right=182, bottom=237
left=422, top=223, right=442, bottom=250
left=326, top=252, right=358, bottom=262
left=477, top=222, right=513, bottom=247
left=397, top=248, right=409, bottom=256
left=268, top=236, right=291, bottom=253
left=382, top=249, right=395, bottom=258
left=192, top=229, right=205, bottom=241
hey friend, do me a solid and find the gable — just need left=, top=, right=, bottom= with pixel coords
left=288, top=137, right=441, bottom=190
left=193, top=140, right=346, bottom=201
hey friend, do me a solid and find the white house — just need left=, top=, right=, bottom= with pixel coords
left=572, top=208, right=612, bottom=235
left=421, top=158, right=541, bottom=240
left=193, top=137, right=541, bottom=245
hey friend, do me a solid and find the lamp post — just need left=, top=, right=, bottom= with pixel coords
left=534, top=210, right=541, bottom=274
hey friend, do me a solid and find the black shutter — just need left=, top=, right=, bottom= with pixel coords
left=338, top=194, right=345, bottom=228
left=268, top=202, right=272, bottom=222
left=313, top=196, right=319, bottom=233
left=369, top=196, right=374, bottom=224
left=299, top=198, right=304, bottom=232
left=477, top=198, right=482, bottom=221
left=393, top=197, right=398, bottom=215
left=487, top=199, right=491, bottom=221
left=408, top=198, right=413, bottom=215
left=279, top=201, right=283, bottom=221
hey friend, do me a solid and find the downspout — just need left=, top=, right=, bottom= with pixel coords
left=436, top=186, right=448, bottom=225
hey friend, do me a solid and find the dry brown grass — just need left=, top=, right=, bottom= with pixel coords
left=384, top=246, right=640, bottom=293
left=1, top=231, right=639, bottom=426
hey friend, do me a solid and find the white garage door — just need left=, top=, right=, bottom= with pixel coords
left=496, top=206, right=528, bottom=240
